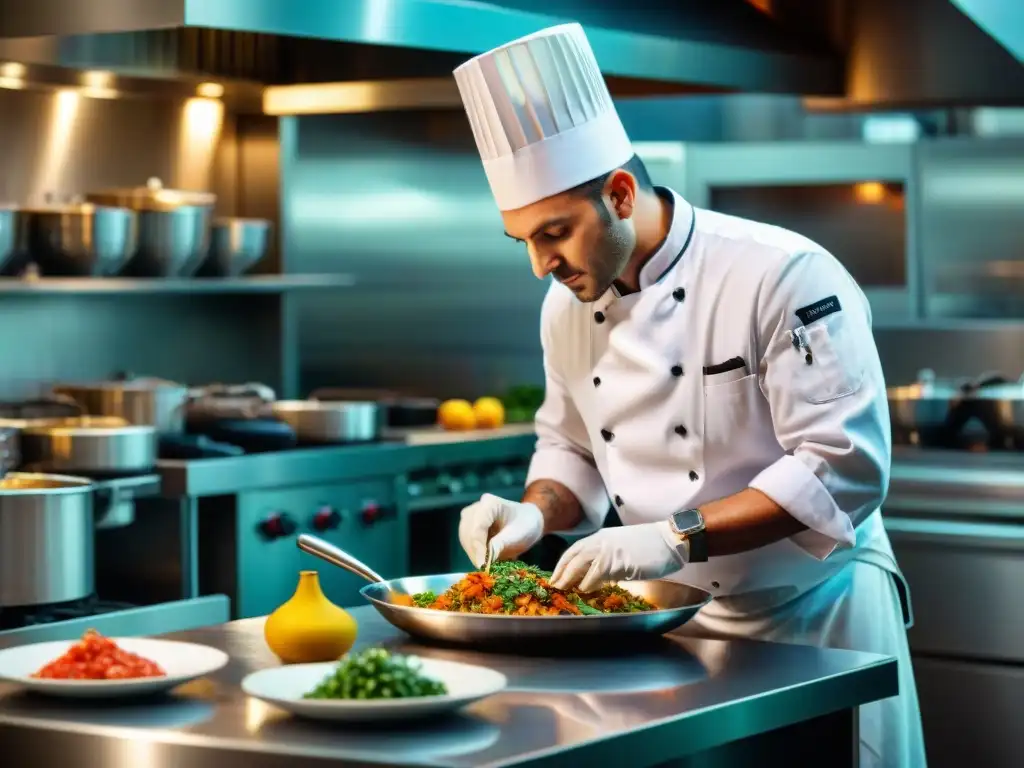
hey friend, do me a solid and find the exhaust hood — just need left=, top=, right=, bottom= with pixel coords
left=776, top=0, right=1024, bottom=110
left=949, top=0, right=1024, bottom=64
left=0, top=0, right=844, bottom=98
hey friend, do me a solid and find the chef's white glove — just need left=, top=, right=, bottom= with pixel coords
left=549, top=522, right=686, bottom=593
left=458, top=493, right=545, bottom=569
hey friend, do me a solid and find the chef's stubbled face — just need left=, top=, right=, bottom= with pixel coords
left=502, top=189, right=636, bottom=303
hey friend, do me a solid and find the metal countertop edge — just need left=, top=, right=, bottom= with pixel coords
left=501, top=657, right=898, bottom=768
left=0, top=657, right=897, bottom=768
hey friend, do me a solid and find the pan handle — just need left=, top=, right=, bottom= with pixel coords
left=297, top=534, right=386, bottom=584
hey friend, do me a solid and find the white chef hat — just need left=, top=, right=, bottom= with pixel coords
left=453, top=23, right=634, bottom=212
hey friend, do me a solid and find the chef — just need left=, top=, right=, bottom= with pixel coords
left=452, top=23, right=926, bottom=768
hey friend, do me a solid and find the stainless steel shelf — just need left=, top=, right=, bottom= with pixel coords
left=0, top=274, right=356, bottom=295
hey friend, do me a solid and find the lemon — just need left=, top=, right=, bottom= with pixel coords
left=438, top=399, right=477, bottom=431
left=473, top=397, right=506, bottom=429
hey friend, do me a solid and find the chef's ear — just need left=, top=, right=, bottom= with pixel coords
left=605, top=169, right=637, bottom=220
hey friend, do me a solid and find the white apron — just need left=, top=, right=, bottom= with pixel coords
left=528, top=188, right=926, bottom=766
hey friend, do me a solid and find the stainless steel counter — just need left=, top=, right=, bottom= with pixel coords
left=0, top=607, right=897, bottom=768
left=888, top=446, right=1024, bottom=519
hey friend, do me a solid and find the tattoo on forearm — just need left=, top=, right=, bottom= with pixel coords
left=522, top=479, right=585, bottom=533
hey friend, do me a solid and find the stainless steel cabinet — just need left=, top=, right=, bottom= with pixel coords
left=885, top=512, right=1024, bottom=767
left=913, top=657, right=1024, bottom=768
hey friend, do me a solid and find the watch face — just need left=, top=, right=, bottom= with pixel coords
left=672, top=508, right=703, bottom=535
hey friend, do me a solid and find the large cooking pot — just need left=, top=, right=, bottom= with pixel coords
left=24, top=200, right=138, bottom=277
left=265, top=400, right=381, bottom=444
left=52, top=377, right=190, bottom=434
left=85, top=178, right=215, bottom=277
left=311, top=388, right=439, bottom=428
left=0, top=472, right=94, bottom=608
left=18, top=417, right=157, bottom=476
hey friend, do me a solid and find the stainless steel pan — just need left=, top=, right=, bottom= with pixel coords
left=297, top=534, right=712, bottom=645
left=267, top=400, right=381, bottom=443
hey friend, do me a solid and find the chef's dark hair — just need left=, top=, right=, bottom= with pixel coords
left=569, top=154, right=653, bottom=222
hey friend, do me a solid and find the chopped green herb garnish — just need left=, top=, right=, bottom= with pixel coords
left=302, top=647, right=447, bottom=701
left=411, top=591, right=437, bottom=608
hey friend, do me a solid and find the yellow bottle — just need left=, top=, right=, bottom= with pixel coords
left=264, top=571, right=358, bottom=664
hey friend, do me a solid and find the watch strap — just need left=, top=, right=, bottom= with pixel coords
left=687, top=527, right=708, bottom=563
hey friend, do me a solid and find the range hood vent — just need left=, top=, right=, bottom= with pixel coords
left=0, top=0, right=843, bottom=97
left=949, top=0, right=1024, bottom=64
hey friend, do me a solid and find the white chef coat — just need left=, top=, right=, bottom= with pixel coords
left=525, top=187, right=926, bottom=766
left=526, top=186, right=903, bottom=612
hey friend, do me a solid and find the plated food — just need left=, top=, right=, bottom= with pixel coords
left=303, top=647, right=447, bottom=701
left=0, top=631, right=230, bottom=699
left=32, top=629, right=165, bottom=681
left=241, top=646, right=507, bottom=722
left=390, top=560, right=659, bottom=616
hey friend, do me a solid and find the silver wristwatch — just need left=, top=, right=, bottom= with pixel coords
left=669, top=508, right=708, bottom=563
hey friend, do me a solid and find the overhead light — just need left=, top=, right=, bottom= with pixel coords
left=262, top=78, right=461, bottom=115
left=853, top=182, right=887, bottom=204
left=196, top=82, right=224, bottom=99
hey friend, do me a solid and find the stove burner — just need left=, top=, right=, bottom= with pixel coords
left=0, top=594, right=137, bottom=631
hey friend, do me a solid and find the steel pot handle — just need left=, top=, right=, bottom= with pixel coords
left=297, top=534, right=386, bottom=584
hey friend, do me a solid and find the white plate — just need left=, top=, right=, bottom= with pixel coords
left=241, top=657, right=507, bottom=722
left=0, top=637, right=230, bottom=699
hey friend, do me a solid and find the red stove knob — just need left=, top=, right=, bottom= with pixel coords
left=312, top=506, right=342, bottom=531
left=258, top=512, right=297, bottom=540
left=360, top=502, right=382, bottom=525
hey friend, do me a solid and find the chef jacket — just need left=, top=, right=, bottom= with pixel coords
left=526, top=187, right=904, bottom=615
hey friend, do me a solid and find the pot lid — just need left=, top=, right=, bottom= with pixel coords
left=86, top=177, right=215, bottom=212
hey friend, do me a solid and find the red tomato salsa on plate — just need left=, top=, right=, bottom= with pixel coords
left=32, top=629, right=166, bottom=680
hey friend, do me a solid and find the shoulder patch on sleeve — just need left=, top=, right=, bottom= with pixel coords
left=795, top=295, right=841, bottom=326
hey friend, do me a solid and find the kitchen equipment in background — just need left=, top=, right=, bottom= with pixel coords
left=196, top=217, right=271, bottom=277
left=84, top=178, right=215, bottom=277
left=25, top=199, right=138, bottom=277
left=53, top=375, right=190, bottom=434
left=266, top=400, right=381, bottom=444
left=189, top=417, right=298, bottom=453
left=297, top=534, right=714, bottom=645
left=16, top=416, right=159, bottom=530
left=888, top=368, right=1024, bottom=449
left=0, top=472, right=94, bottom=609
left=18, top=417, right=157, bottom=477
left=181, top=381, right=297, bottom=453
left=184, top=382, right=276, bottom=426
left=0, top=204, right=30, bottom=276
left=0, top=427, right=18, bottom=480
left=0, top=396, right=84, bottom=423
left=311, top=388, right=438, bottom=429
